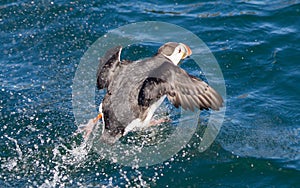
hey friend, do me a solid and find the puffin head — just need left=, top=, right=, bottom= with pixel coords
left=157, top=42, right=192, bottom=65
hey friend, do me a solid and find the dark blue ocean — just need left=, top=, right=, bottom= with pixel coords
left=1, top=0, right=300, bottom=187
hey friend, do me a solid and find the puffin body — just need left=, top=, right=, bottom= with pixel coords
left=96, top=42, right=223, bottom=144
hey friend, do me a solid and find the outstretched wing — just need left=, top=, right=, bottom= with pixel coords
left=138, top=62, right=223, bottom=111
left=96, top=46, right=122, bottom=89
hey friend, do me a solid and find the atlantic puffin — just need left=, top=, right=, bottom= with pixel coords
left=95, top=42, right=223, bottom=144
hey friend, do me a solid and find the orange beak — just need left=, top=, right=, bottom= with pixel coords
left=181, top=43, right=192, bottom=59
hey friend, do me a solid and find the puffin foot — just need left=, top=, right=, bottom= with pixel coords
left=78, top=113, right=103, bottom=141
left=149, top=117, right=171, bottom=126
left=78, top=119, right=97, bottom=140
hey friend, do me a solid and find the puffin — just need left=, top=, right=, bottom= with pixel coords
left=95, top=42, right=223, bottom=144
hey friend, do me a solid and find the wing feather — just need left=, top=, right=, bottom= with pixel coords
left=96, top=46, right=122, bottom=89
left=138, top=62, right=223, bottom=111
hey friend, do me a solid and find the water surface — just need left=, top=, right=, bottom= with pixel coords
left=1, top=0, right=299, bottom=187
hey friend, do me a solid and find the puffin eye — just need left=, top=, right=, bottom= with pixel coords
left=178, top=48, right=181, bottom=53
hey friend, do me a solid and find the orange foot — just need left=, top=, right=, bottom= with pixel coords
left=149, top=117, right=171, bottom=126
left=78, top=113, right=102, bottom=140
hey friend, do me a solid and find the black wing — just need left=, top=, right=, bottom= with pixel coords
left=96, top=46, right=122, bottom=89
left=138, top=62, right=223, bottom=111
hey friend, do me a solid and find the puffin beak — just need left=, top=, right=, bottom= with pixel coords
left=180, top=43, right=192, bottom=59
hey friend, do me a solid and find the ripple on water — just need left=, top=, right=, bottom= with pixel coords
left=1, top=0, right=300, bottom=187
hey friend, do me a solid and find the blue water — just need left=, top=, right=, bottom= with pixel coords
left=1, top=0, right=300, bottom=187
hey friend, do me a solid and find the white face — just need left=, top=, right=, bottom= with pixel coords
left=164, top=44, right=188, bottom=65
